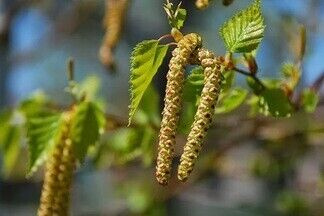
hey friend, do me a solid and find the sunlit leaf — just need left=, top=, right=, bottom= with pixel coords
left=129, top=40, right=169, bottom=125
left=220, top=0, right=265, bottom=53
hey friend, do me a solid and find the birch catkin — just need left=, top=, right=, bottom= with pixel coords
left=156, top=33, right=202, bottom=185
left=38, top=114, right=75, bottom=216
left=178, top=49, right=224, bottom=182
left=195, top=0, right=210, bottom=10
left=99, top=0, right=128, bottom=68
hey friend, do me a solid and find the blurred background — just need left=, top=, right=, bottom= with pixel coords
left=0, top=0, right=324, bottom=215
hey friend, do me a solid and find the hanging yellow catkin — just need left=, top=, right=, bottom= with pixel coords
left=178, top=49, right=224, bottom=182
left=195, top=0, right=210, bottom=10
left=99, top=0, right=128, bottom=69
left=37, top=113, right=75, bottom=216
left=156, top=33, right=202, bottom=185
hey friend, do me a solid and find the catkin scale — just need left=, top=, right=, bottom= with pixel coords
left=99, top=0, right=128, bottom=69
left=37, top=114, right=75, bottom=216
left=156, top=33, right=202, bottom=185
left=178, top=49, right=224, bottom=182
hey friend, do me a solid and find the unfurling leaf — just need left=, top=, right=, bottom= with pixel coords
left=220, top=0, right=265, bottom=53
left=301, top=88, right=319, bottom=113
left=27, top=112, right=64, bottom=177
left=71, top=102, right=105, bottom=162
left=129, top=40, right=169, bottom=125
left=216, top=87, right=248, bottom=114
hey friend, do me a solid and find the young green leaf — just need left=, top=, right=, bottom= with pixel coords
left=216, top=87, right=248, bottom=114
left=220, top=0, right=265, bottom=53
left=129, top=40, right=169, bottom=125
left=164, top=1, right=187, bottom=29
left=27, top=112, right=64, bottom=177
left=301, top=88, right=319, bottom=113
left=70, top=101, right=105, bottom=162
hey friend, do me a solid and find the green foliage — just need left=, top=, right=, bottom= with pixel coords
left=179, top=67, right=204, bottom=134
left=133, top=85, right=160, bottom=127
left=27, top=112, right=64, bottom=177
left=301, top=88, right=319, bottom=113
left=183, top=66, right=204, bottom=102
left=94, top=127, right=157, bottom=167
left=275, top=191, right=310, bottom=216
left=259, top=88, right=292, bottom=117
left=281, top=63, right=301, bottom=90
left=163, top=1, right=186, bottom=29
left=246, top=77, right=263, bottom=94
left=129, top=40, right=169, bottom=125
left=70, top=101, right=105, bottom=162
left=0, top=110, right=21, bottom=177
left=19, top=91, right=51, bottom=118
left=221, top=70, right=235, bottom=92
left=216, top=87, right=248, bottom=114
left=220, top=0, right=265, bottom=53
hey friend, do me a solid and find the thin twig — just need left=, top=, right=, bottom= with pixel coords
left=232, top=67, right=266, bottom=90
left=158, top=34, right=173, bottom=42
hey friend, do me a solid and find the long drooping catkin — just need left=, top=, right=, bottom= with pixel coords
left=99, top=0, right=128, bottom=68
left=38, top=114, right=75, bottom=216
left=156, top=33, right=202, bottom=185
left=195, top=0, right=210, bottom=10
left=178, top=49, right=224, bottom=182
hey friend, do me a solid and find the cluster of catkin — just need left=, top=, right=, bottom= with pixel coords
left=37, top=113, right=76, bottom=216
left=156, top=33, right=225, bottom=185
left=99, top=0, right=128, bottom=69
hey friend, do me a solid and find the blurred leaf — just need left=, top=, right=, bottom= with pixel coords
left=0, top=109, right=13, bottom=147
left=19, top=91, right=50, bottom=118
left=79, top=75, right=100, bottom=100
left=183, top=66, right=204, bottom=102
left=221, top=70, right=235, bottom=92
left=275, top=191, right=310, bottom=216
left=263, top=78, right=281, bottom=89
left=0, top=110, right=22, bottom=177
left=301, top=88, right=319, bottom=113
left=1, top=126, right=21, bottom=177
left=180, top=67, right=204, bottom=134
left=216, top=88, right=248, bottom=114
left=246, top=77, right=263, bottom=94
left=27, top=112, right=64, bottom=177
left=134, top=85, right=160, bottom=126
left=129, top=40, right=169, bottom=125
left=179, top=101, right=197, bottom=135
left=259, top=88, right=292, bottom=117
left=140, top=127, right=157, bottom=166
left=70, top=102, right=105, bottom=162
left=220, top=0, right=265, bottom=53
